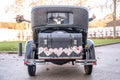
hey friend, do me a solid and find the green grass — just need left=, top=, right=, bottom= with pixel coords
left=0, top=41, right=25, bottom=52
left=91, top=39, right=120, bottom=46
left=0, top=39, right=120, bottom=51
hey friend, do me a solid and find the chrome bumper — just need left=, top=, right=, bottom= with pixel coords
left=24, top=58, right=97, bottom=65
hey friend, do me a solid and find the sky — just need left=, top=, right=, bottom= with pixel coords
left=0, top=0, right=119, bottom=22
left=0, top=0, right=15, bottom=22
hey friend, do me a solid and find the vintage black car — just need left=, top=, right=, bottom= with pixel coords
left=17, top=5, right=96, bottom=76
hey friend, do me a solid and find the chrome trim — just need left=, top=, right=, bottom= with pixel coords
left=38, top=57, right=83, bottom=59
left=24, top=58, right=97, bottom=65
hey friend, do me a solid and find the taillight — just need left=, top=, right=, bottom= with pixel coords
left=93, top=61, right=97, bottom=65
left=24, top=61, right=28, bottom=65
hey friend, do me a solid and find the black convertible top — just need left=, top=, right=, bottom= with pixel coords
left=31, top=5, right=88, bottom=30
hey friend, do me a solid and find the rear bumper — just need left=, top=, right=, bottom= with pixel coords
left=24, top=58, right=97, bottom=65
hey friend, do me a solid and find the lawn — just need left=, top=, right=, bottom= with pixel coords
left=92, top=39, right=120, bottom=46
left=0, top=39, right=120, bottom=51
left=0, top=41, right=25, bottom=52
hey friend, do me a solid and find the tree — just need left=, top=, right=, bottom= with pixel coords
left=5, top=0, right=25, bottom=14
left=105, top=0, right=120, bottom=38
left=113, top=0, right=116, bottom=38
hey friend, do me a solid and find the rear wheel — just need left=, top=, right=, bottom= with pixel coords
left=84, top=46, right=94, bottom=75
left=28, top=65, right=36, bottom=76
left=84, top=65, right=93, bottom=75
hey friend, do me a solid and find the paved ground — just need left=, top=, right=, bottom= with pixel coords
left=0, top=44, right=120, bottom=80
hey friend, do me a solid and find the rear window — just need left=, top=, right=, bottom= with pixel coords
left=47, top=12, right=73, bottom=25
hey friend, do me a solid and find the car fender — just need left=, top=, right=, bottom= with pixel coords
left=25, top=40, right=33, bottom=59
left=87, top=39, right=96, bottom=59
left=87, top=39, right=94, bottom=48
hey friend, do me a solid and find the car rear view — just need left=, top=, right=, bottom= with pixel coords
left=23, top=5, right=96, bottom=76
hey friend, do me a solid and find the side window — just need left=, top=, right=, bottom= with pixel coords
left=47, top=12, right=73, bottom=25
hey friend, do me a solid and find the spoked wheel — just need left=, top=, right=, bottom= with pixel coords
left=28, top=65, right=36, bottom=76
left=84, top=48, right=93, bottom=75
